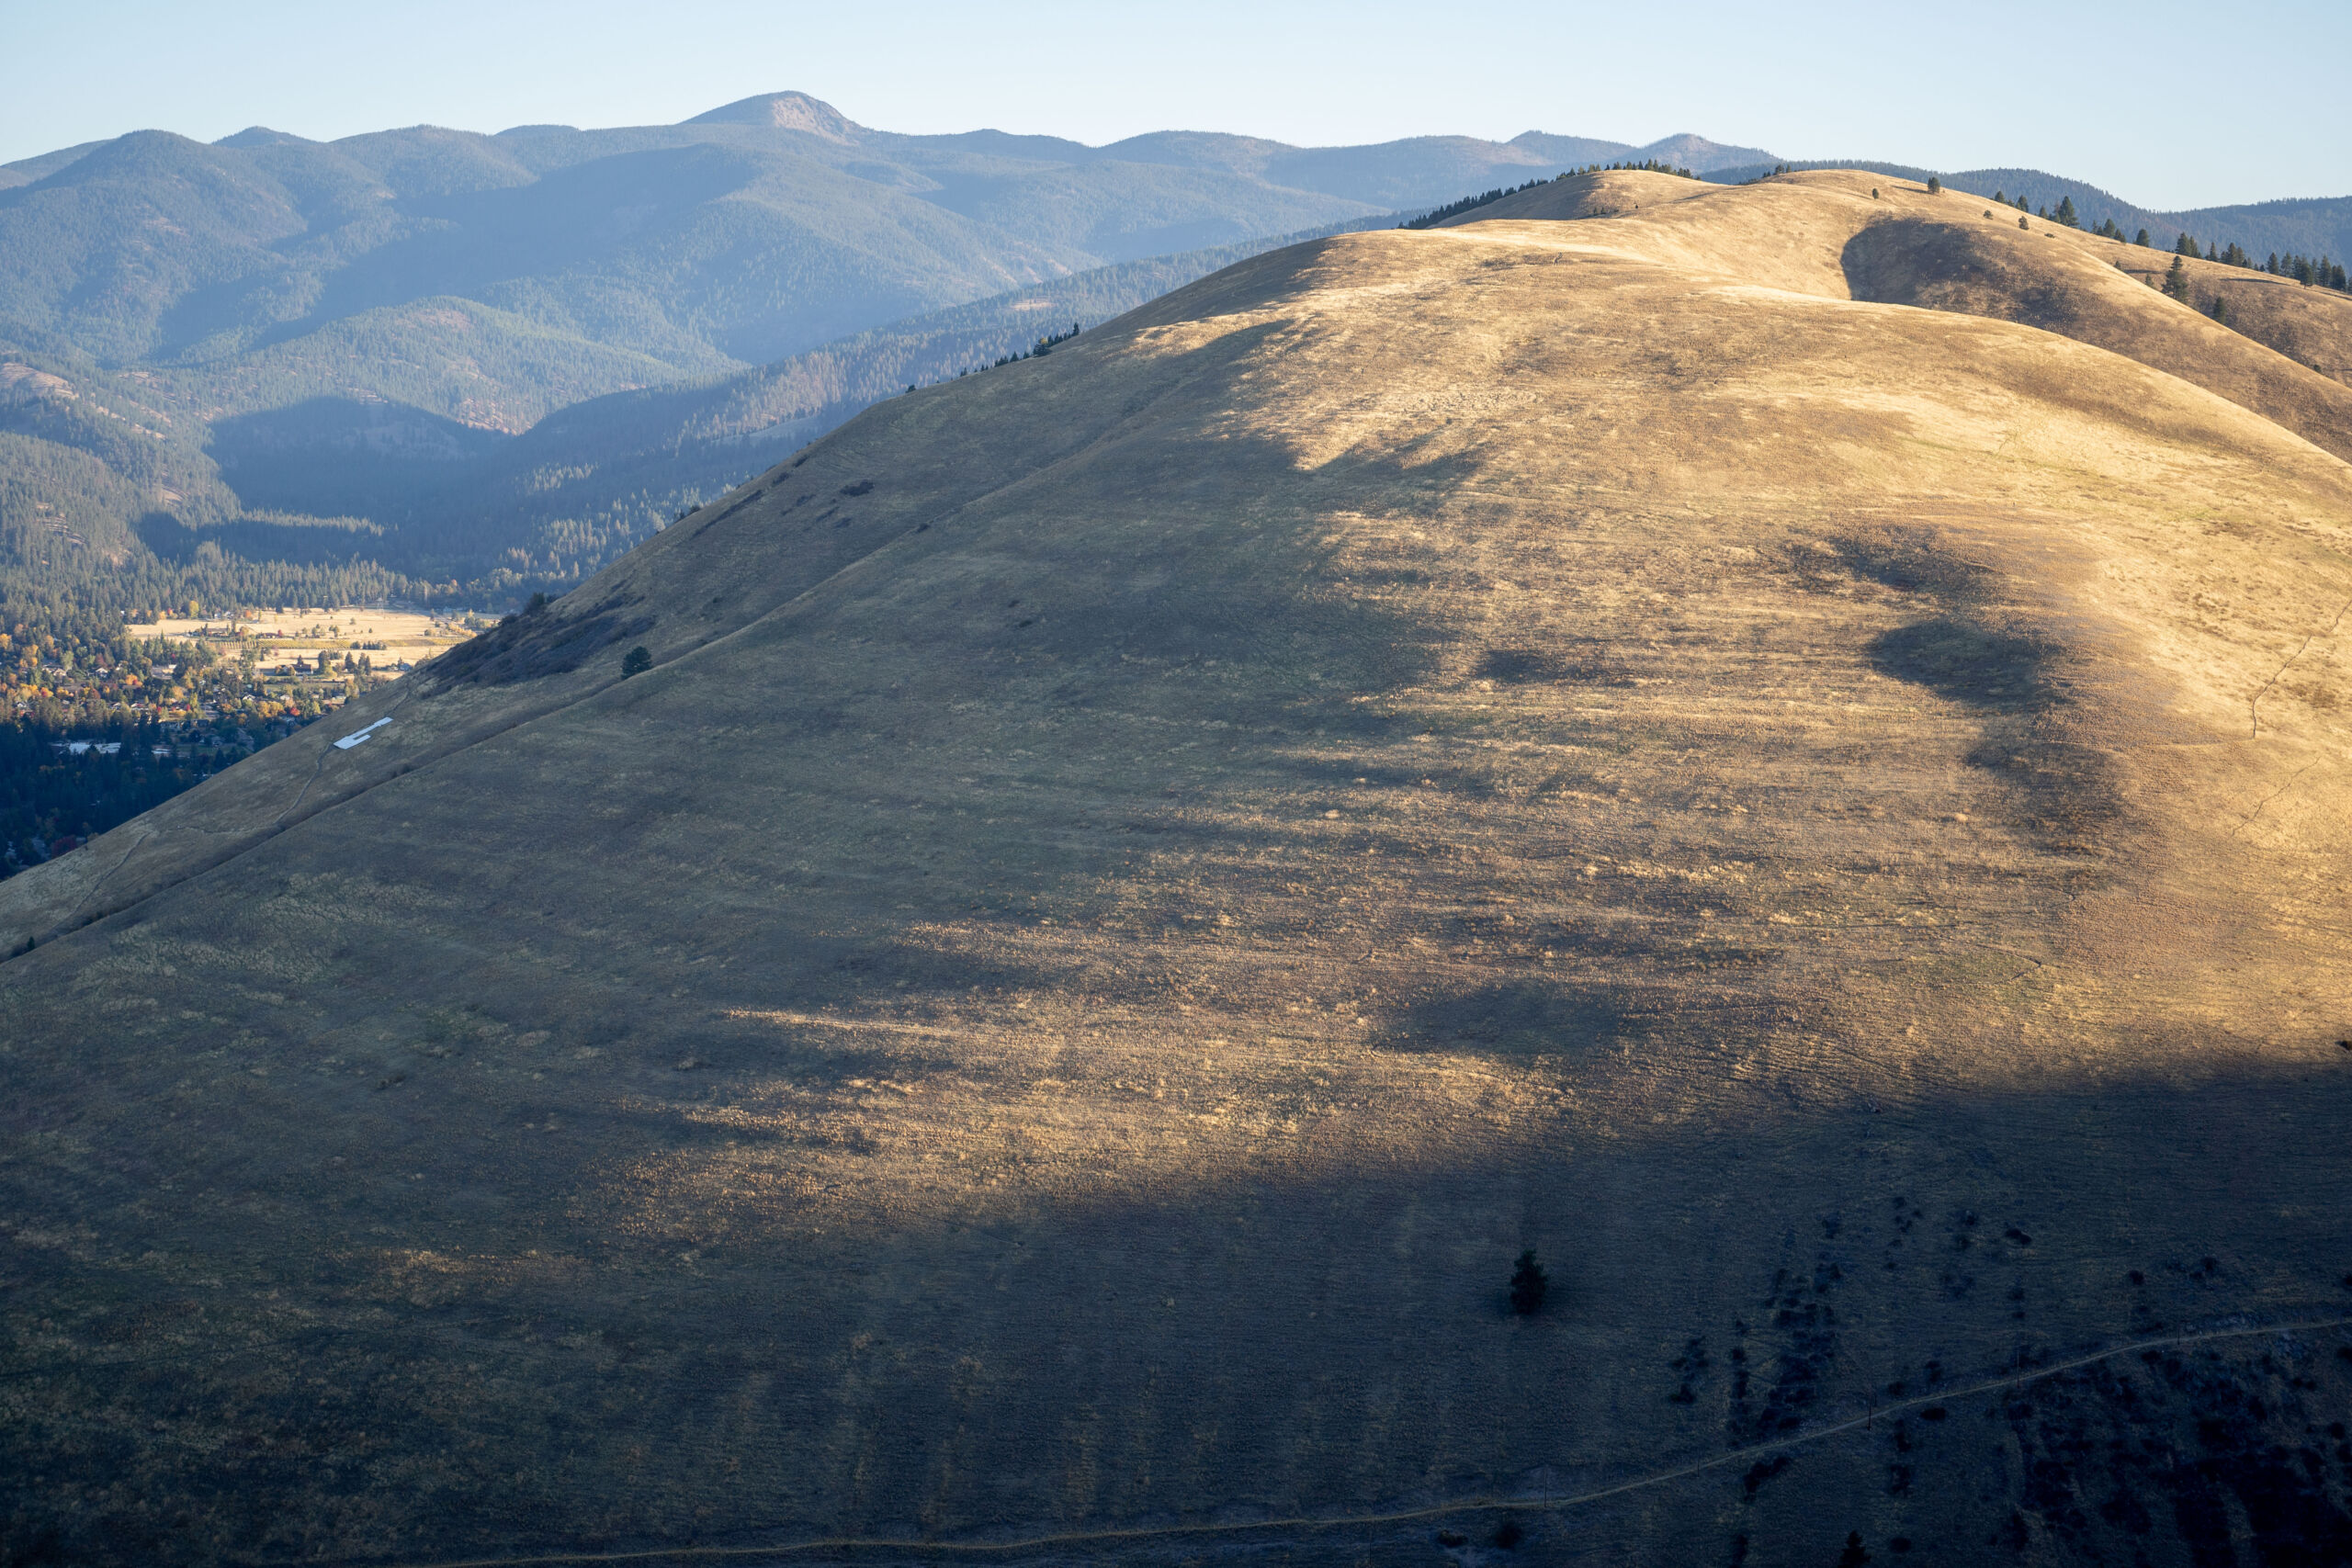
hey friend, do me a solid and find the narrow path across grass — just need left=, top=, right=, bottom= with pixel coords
left=361, top=1310, right=2352, bottom=1568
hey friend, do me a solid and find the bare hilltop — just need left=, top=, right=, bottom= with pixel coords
left=4, top=170, right=2351, bottom=1565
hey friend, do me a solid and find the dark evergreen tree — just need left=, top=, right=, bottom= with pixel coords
left=2053, top=196, right=2079, bottom=228
left=621, top=646, right=652, bottom=678
left=2136, top=229, right=2153, bottom=247
left=2163, top=255, right=2191, bottom=302
left=1509, top=1249, right=1548, bottom=1315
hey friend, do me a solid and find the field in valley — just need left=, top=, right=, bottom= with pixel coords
left=139, top=606, right=474, bottom=677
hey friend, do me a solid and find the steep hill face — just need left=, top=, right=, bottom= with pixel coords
left=4, top=172, right=2351, bottom=1565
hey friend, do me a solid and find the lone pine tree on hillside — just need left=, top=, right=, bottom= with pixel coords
left=2164, top=255, right=2192, bottom=302
left=1509, top=1249, right=1549, bottom=1315
left=621, top=646, right=652, bottom=678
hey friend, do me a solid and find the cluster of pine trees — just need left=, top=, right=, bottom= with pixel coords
left=2263, top=250, right=2348, bottom=290
left=1576, top=158, right=1700, bottom=181
left=0, top=547, right=408, bottom=634
left=0, top=715, right=243, bottom=878
left=933, top=323, right=1093, bottom=382
left=1984, top=186, right=2349, bottom=295
left=1401, top=159, right=1706, bottom=231
left=2164, top=229, right=2348, bottom=290
left=1993, top=190, right=2094, bottom=230
left=1400, top=180, right=1553, bottom=230
left=986, top=322, right=1083, bottom=369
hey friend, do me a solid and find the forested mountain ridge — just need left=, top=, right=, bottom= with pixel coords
left=202, top=217, right=1395, bottom=587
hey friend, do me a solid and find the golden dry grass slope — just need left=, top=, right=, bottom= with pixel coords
left=6, top=170, right=2352, bottom=1567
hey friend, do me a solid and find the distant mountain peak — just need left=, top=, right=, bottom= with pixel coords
left=1630, top=133, right=1778, bottom=174
left=1506, top=130, right=1776, bottom=176
left=684, top=91, right=860, bottom=141
left=214, top=126, right=313, bottom=149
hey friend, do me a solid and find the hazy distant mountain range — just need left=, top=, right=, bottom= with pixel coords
left=0, top=91, right=2344, bottom=610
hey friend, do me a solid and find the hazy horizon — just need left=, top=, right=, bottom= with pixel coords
left=10, top=0, right=2350, bottom=212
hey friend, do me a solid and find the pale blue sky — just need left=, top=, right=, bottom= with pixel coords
left=6, top=0, right=2346, bottom=210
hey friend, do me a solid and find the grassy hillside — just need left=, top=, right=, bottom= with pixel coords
left=3, top=169, right=2348, bottom=1565
left=1711, top=157, right=2352, bottom=262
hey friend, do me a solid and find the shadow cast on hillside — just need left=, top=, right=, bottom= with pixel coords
left=208, top=396, right=505, bottom=525
left=11, top=1038, right=2351, bottom=1566
left=134, top=510, right=389, bottom=568
left=1816, top=525, right=2129, bottom=855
